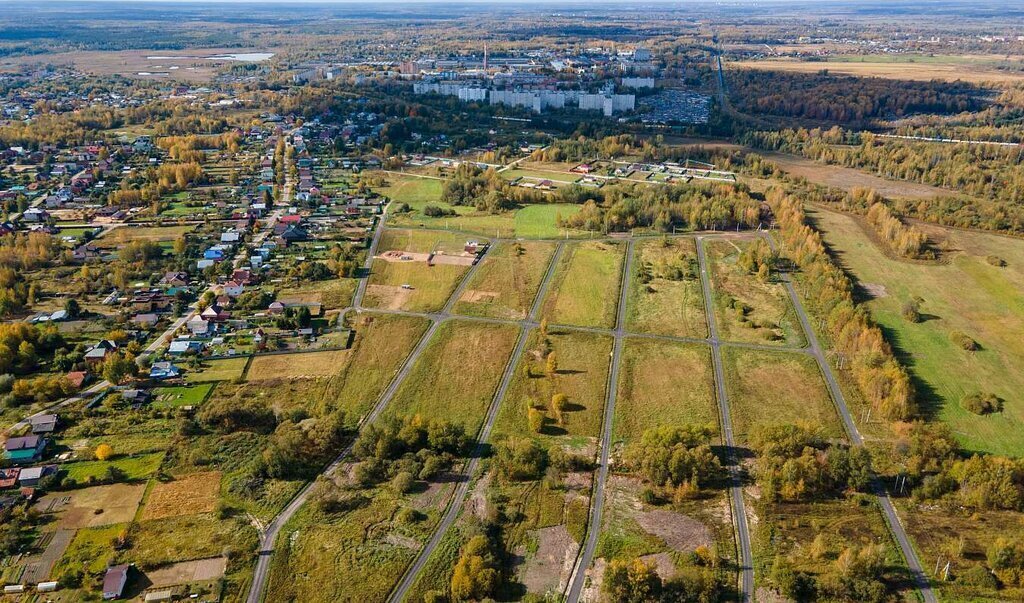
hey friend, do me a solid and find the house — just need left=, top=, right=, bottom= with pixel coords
left=66, top=371, right=89, bottom=389
left=201, top=304, right=228, bottom=322
left=103, top=565, right=129, bottom=600
left=149, top=361, right=180, bottom=380
left=84, top=340, right=118, bottom=363
left=231, top=268, right=254, bottom=285
left=29, top=414, right=58, bottom=434
left=132, top=313, right=159, bottom=328
left=222, top=281, right=244, bottom=297
left=187, top=317, right=212, bottom=336
left=4, top=435, right=46, bottom=464
left=72, top=243, right=102, bottom=263
left=159, top=271, right=188, bottom=288
left=268, top=301, right=286, bottom=314
left=0, top=468, right=19, bottom=489
left=22, top=207, right=49, bottom=222
left=121, top=389, right=152, bottom=406
left=203, top=248, right=226, bottom=262
left=220, top=230, right=241, bottom=243
left=17, top=465, right=55, bottom=487
left=168, top=340, right=204, bottom=355
left=278, top=224, right=309, bottom=244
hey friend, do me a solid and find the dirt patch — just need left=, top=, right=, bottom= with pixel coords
left=385, top=533, right=420, bottom=550
left=21, top=528, right=75, bottom=584
left=462, top=290, right=499, bottom=303
left=35, top=483, right=145, bottom=528
left=142, top=472, right=221, bottom=521
left=861, top=282, right=888, bottom=299
left=635, top=509, right=713, bottom=553
left=378, top=250, right=430, bottom=263
left=365, top=284, right=412, bottom=310
left=466, top=472, right=492, bottom=520
left=143, top=556, right=227, bottom=588
left=638, top=552, right=677, bottom=580
left=519, top=525, right=580, bottom=595
left=579, top=557, right=606, bottom=603
left=431, top=253, right=476, bottom=266
left=410, top=472, right=459, bottom=511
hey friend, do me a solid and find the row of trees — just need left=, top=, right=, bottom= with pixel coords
left=863, top=195, right=932, bottom=259
left=751, top=424, right=872, bottom=502
left=770, top=190, right=917, bottom=421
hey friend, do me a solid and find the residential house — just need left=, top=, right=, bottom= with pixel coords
left=159, top=271, right=189, bottom=288
left=200, top=304, right=228, bottom=322
left=66, top=371, right=89, bottom=389
left=103, top=565, right=129, bottom=600
left=84, top=340, right=118, bottom=364
left=186, top=316, right=212, bottom=336
left=132, top=313, right=160, bottom=328
left=17, top=465, right=55, bottom=487
left=222, top=281, right=244, bottom=297
left=149, top=361, right=181, bottom=380
left=121, top=389, right=152, bottom=407
left=28, top=414, right=58, bottom=435
left=0, top=469, right=20, bottom=489
left=278, top=224, right=309, bottom=245
left=4, top=435, right=46, bottom=464
left=168, top=340, right=204, bottom=355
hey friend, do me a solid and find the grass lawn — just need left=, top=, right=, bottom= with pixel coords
left=540, top=241, right=625, bottom=329
left=276, top=278, right=357, bottom=310
left=363, top=260, right=469, bottom=313
left=323, top=313, right=431, bottom=418
left=51, top=523, right=126, bottom=580
left=62, top=452, right=166, bottom=483
left=627, top=238, right=708, bottom=338
left=152, top=383, right=215, bottom=408
left=722, top=348, right=842, bottom=443
left=387, top=320, right=520, bottom=431
left=811, top=206, right=1024, bottom=457
left=93, top=224, right=194, bottom=249
left=706, top=240, right=805, bottom=347
left=494, top=329, right=613, bottom=448
left=513, top=204, right=585, bottom=239
left=376, top=173, right=444, bottom=205
left=614, top=338, right=717, bottom=441
left=452, top=240, right=557, bottom=320
left=186, top=357, right=249, bottom=383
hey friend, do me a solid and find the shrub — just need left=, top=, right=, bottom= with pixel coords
left=950, top=330, right=978, bottom=351
left=957, top=564, right=998, bottom=589
left=961, top=392, right=1001, bottom=415
left=985, top=255, right=1006, bottom=267
left=391, top=471, right=416, bottom=495
left=901, top=299, right=922, bottom=323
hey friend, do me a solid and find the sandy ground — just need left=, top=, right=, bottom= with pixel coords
left=519, top=525, right=580, bottom=595
left=35, top=483, right=146, bottom=529
left=143, top=556, right=228, bottom=588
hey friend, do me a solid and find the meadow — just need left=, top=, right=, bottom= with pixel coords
left=540, top=241, right=625, bottom=329
left=452, top=240, right=556, bottom=320
left=364, top=260, right=469, bottom=313
left=626, top=238, right=708, bottom=338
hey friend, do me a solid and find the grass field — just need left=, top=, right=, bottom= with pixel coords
left=540, top=241, right=625, bottom=328
left=376, top=173, right=444, bottom=205
left=452, top=241, right=556, bottom=320
left=811, top=206, right=1024, bottom=456
left=364, top=260, right=469, bottom=313
left=386, top=320, right=520, bottom=431
left=377, top=228, right=471, bottom=255
left=121, top=513, right=258, bottom=568
left=93, top=224, right=194, bottom=249
left=276, top=278, right=357, bottom=310
left=731, top=56, right=1024, bottom=83
left=141, top=471, right=222, bottom=520
left=722, top=348, right=842, bottom=443
left=152, top=383, right=214, bottom=408
left=614, top=338, right=718, bottom=440
left=247, top=350, right=352, bottom=380
left=51, top=523, right=125, bottom=580
left=706, top=240, right=805, bottom=347
left=62, top=452, right=166, bottom=483
left=186, top=357, right=249, bottom=383
left=513, top=204, right=584, bottom=238
left=322, top=313, right=430, bottom=418
left=494, top=329, right=613, bottom=447
left=626, top=238, right=708, bottom=338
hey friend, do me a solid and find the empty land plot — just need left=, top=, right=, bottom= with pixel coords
left=387, top=199, right=516, bottom=237
left=186, top=357, right=249, bottom=383
left=364, top=260, right=469, bottom=312
left=152, top=383, right=214, bottom=408
left=513, top=203, right=584, bottom=239
left=62, top=452, right=166, bottom=485
left=377, top=228, right=470, bottom=255
left=758, top=151, right=949, bottom=200
left=121, top=513, right=258, bottom=568
left=322, top=313, right=430, bottom=418
left=144, top=556, right=228, bottom=589
left=141, top=471, right=222, bottom=520
left=627, top=238, right=707, bottom=338
left=706, top=240, right=805, bottom=347
left=50, top=523, right=125, bottom=581
left=722, top=348, right=842, bottom=443
left=541, top=241, right=625, bottom=329
left=36, top=483, right=146, bottom=529
left=812, top=206, right=1024, bottom=456
left=247, top=350, right=351, bottom=381
left=92, top=224, right=194, bottom=249
left=277, top=278, right=357, bottom=310
left=614, top=338, right=717, bottom=440
left=387, top=320, right=520, bottom=431
left=494, top=329, right=613, bottom=447
left=732, top=57, right=1024, bottom=84
left=376, top=173, right=444, bottom=206
left=452, top=240, right=556, bottom=320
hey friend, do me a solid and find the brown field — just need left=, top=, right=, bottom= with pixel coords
left=143, top=556, right=228, bottom=588
left=35, top=483, right=146, bottom=529
left=141, top=471, right=222, bottom=521
left=731, top=58, right=1024, bottom=84
left=0, top=47, right=281, bottom=81
left=247, top=350, right=351, bottom=381
left=92, top=225, right=194, bottom=249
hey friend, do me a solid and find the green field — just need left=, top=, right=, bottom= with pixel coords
left=706, top=240, right=805, bottom=347
left=387, top=320, right=520, bottom=431
left=540, top=241, right=625, bottom=328
left=452, top=240, right=556, bottom=320
left=152, top=383, right=215, bottom=408
left=186, top=357, right=249, bottom=383
left=512, top=204, right=584, bottom=238
left=626, top=238, right=708, bottom=338
left=364, top=260, right=469, bottom=313
left=51, top=524, right=125, bottom=580
left=376, top=228, right=472, bottom=255
left=614, top=338, right=718, bottom=440
left=62, top=452, right=166, bottom=483
left=811, top=207, right=1024, bottom=456
left=722, top=348, right=842, bottom=443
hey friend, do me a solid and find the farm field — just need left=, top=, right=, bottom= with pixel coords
left=614, top=338, right=717, bottom=440
left=626, top=238, right=708, bottom=338
left=706, top=239, right=805, bottom=347
left=141, top=471, right=222, bottom=520
left=186, top=357, right=249, bottom=383
left=722, top=348, right=842, bottom=443
left=540, top=240, right=625, bottom=328
left=247, top=349, right=352, bottom=380
left=91, top=224, right=194, bottom=249
left=386, top=320, right=520, bottom=431
left=810, top=206, right=1024, bottom=456
left=731, top=56, right=1024, bottom=83
left=452, top=240, right=556, bottom=320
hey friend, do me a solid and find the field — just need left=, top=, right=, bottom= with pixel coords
left=722, top=348, right=842, bottom=443
left=35, top=483, right=146, bottom=529
left=50, top=523, right=125, bottom=581
left=512, top=204, right=584, bottom=239
left=92, top=224, right=194, bottom=249
left=376, top=228, right=471, bottom=255
left=186, top=357, right=249, bottom=383
left=811, top=206, right=1024, bottom=456
left=731, top=56, right=1024, bottom=84
left=122, top=513, right=258, bottom=568
left=386, top=320, right=520, bottom=430
left=0, top=47, right=280, bottom=81
left=706, top=240, right=805, bottom=347
left=614, top=338, right=718, bottom=440
left=493, top=329, right=613, bottom=447
left=152, top=383, right=215, bottom=408
left=626, top=238, right=708, bottom=338
left=322, top=313, right=431, bottom=418
left=141, top=471, right=222, bottom=520
left=247, top=349, right=352, bottom=380
left=276, top=278, right=357, bottom=310
left=452, top=240, right=556, bottom=320
left=540, top=241, right=625, bottom=328
left=62, top=452, right=166, bottom=484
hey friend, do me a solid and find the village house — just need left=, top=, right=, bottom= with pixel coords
left=29, top=414, right=58, bottom=435
left=4, top=435, right=47, bottom=464
left=103, top=565, right=129, bottom=600
left=84, top=340, right=119, bottom=363
left=149, top=361, right=181, bottom=380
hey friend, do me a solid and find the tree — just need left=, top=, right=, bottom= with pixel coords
left=94, top=443, right=113, bottom=461
left=604, top=559, right=662, bottom=602
left=64, top=298, right=81, bottom=319
left=527, top=406, right=545, bottom=433
left=102, top=352, right=136, bottom=385
left=450, top=535, right=500, bottom=601
left=545, top=351, right=557, bottom=379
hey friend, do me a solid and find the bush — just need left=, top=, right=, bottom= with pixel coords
left=391, top=471, right=416, bottom=495
left=961, top=392, right=1001, bottom=415
left=986, top=255, right=1006, bottom=267
left=957, top=564, right=998, bottom=589
left=950, top=330, right=978, bottom=351
left=494, top=438, right=547, bottom=481
left=423, top=204, right=456, bottom=218
left=901, top=298, right=922, bottom=323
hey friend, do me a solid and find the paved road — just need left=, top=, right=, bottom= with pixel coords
left=387, top=241, right=565, bottom=603
left=696, top=237, right=755, bottom=603
left=763, top=234, right=939, bottom=603
left=564, top=239, right=634, bottom=602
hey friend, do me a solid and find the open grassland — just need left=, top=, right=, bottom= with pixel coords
left=376, top=173, right=444, bottom=205
left=387, top=320, right=520, bottom=431
left=513, top=203, right=584, bottom=238
left=811, top=206, right=1024, bottom=456
left=120, top=513, right=258, bottom=568
left=540, top=240, right=625, bottom=328
left=707, top=240, right=805, bottom=347
left=626, top=238, right=708, bottom=338
left=364, top=260, right=468, bottom=313
left=722, top=348, right=842, bottom=443
left=452, top=240, right=556, bottom=320
left=141, top=471, right=222, bottom=520
left=152, top=383, right=214, bottom=408
left=186, top=357, right=249, bottom=383
left=62, top=452, right=166, bottom=484
left=388, top=201, right=516, bottom=237
left=377, top=227, right=471, bottom=255
left=92, top=224, right=194, bottom=249
left=614, top=338, right=718, bottom=440
left=731, top=57, right=1024, bottom=83
left=51, top=523, right=125, bottom=581
left=276, top=278, right=357, bottom=310
left=494, top=329, right=613, bottom=448
left=247, top=350, right=352, bottom=381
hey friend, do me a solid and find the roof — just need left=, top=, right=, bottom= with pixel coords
left=18, top=466, right=43, bottom=480
left=29, top=414, right=58, bottom=433
left=103, top=564, right=129, bottom=597
left=5, top=435, right=41, bottom=452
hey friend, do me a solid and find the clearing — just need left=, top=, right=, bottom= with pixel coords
left=452, top=240, right=557, bottom=320
left=141, top=471, right=222, bottom=520
left=626, top=238, right=708, bottom=338
left=540, top=240, right=625, bottom=329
